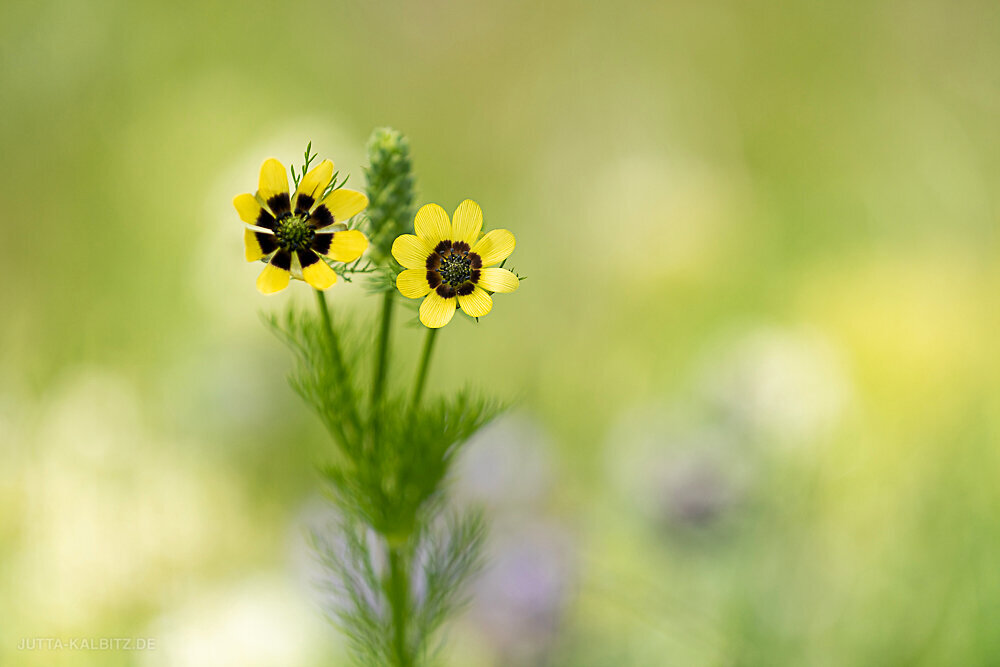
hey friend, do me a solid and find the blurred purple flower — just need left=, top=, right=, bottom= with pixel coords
left=453, top=414, right=553, bottom=512
left=467, top=519, right=575, bottom=663
left=607, top=405, right=749, bottom=530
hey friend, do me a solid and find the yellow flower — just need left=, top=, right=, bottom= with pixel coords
left=392, top=200, right=519, bottom=328
left=233, top=158, right=369, bottom=294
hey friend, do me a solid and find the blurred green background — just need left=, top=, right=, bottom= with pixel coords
left=2, top=0, right=999, bottom=664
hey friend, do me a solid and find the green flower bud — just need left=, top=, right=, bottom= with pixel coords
left=364, top=127, right=416, bottom=263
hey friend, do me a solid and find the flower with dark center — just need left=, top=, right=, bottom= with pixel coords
left=392, top=200, right=519, bottom=328
left=234, top=158, right=369, bottom=294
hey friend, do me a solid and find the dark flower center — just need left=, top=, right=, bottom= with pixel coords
left=439, top=253, right=472, bottom=286
left=274, top=214, right=315, bottom=251
left=426, top=240, right=482, bottom=298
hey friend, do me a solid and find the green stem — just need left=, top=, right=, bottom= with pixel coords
left=410, top=327, right=438, bottom=409
left=387, top=545, right=411, bottom=667
left=314, top=289, right=359, bottom=436
left=371, top=290, right=395, bottom=413
left=314, top=289, right=339, bottom=364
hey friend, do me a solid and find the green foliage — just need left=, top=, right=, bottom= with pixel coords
left=268, top=303, right=503, bottom=532
left=411, top=509, right=487, bottom=648
left=289, top=141, right=317, bottom=191
left=290, top=140, right=351, bottom=199
left=266, top=306, right=365, bottom=450
left=363, top=266, right=400, bottom=296
left=313, top=508, right=486, bottom=666
left=268, top=294, right=503, bottom=667
left=322, top=391, right=503, bottom=539
left=313, top=515, right=390, bottom=666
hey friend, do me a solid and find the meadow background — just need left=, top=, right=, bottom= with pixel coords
left=2, top=0, right=999, bottom=664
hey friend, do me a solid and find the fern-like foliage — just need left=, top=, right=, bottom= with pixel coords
left=312, top=507, right=486, bottom=666
left=269, top=303, right=502, bottom=666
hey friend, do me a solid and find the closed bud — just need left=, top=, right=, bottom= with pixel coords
left=364, top=127, right=416, bottom=263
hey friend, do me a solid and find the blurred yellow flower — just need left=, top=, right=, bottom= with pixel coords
left=233, top=158, right=369, bottom=294
left=392, top=200, right=519, bottom=328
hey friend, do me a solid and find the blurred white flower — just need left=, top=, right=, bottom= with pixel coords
left=9, top=368, right=251, bottom=628
left=143, top=575, right=333, bottom=667
left=698, top=327, right=853, bottom=446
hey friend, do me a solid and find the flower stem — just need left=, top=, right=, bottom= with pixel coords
left=371, top=290, right=394, bottom=413
left=410, top=327, right=438, bottom=409
left=387, top=545, right=411, bottom=667
left=314, top=289, right=359, bottom=436
left=314, top=288, right=345, bottom=373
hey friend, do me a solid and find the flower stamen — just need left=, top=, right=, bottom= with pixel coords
left=274, top=214, right=315, bottom=252
left=439, top=252, right=472, bottom=287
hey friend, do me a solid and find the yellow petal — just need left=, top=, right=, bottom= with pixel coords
left=451, top=199, right=483, bottom=246
left=319, top=189, right=368, bottom=225
left=458, top=286, right=493, bottom=317
left=419, top=291, right=457, bottom=329
left=302, top=257, right=338, bottom=290
left=294, top=159, right=333, bottom=211
left=396, top=269, right=432, bottom=299
left=391, top=234, right=433, bottom=269
left=414, top=203, right=451, bottom=244
left=476, top=267, right=519, bottom=293
left=244, top=228, right=263, bottom=262
left=256, top=262, right=290, bottom=294
left=326, top=230, right=369, bottom=262
left=471, top=229, right=515, bottom=266
left=234, top=193, right=262, bottom=223
left=258, top=158, right=289, bottom=205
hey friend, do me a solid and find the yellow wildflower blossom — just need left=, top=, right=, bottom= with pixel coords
left=392, top=200, right=519, bottom=328
left=234, top=158, right=369, bottom=294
